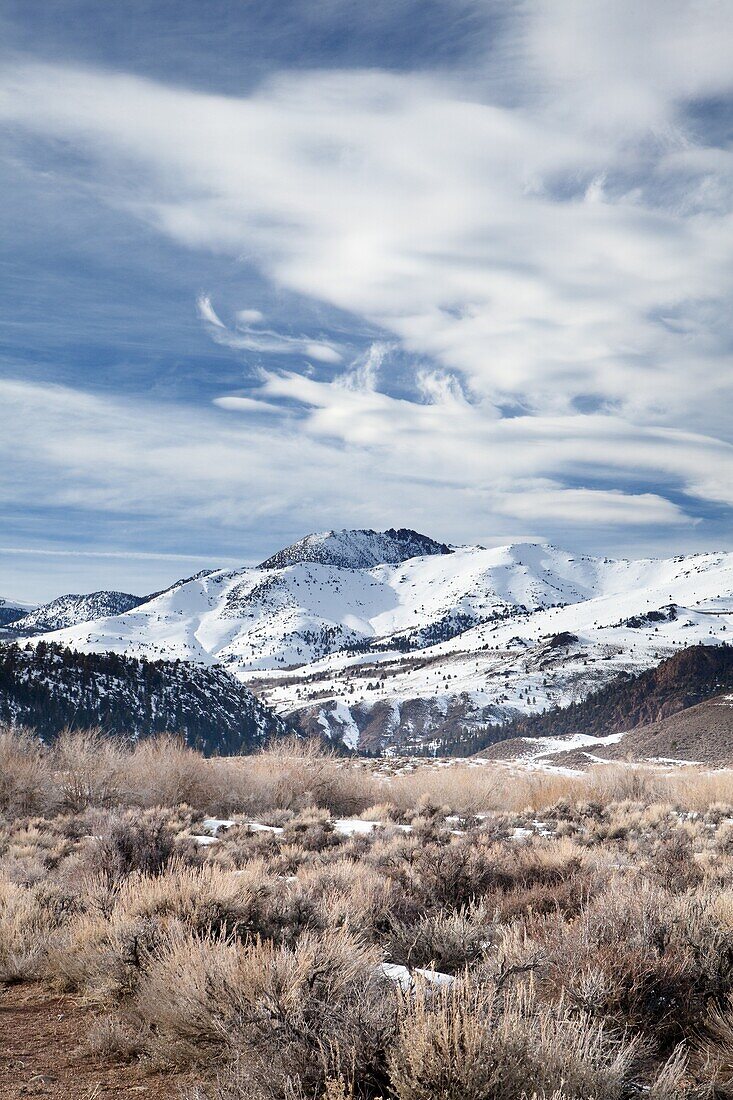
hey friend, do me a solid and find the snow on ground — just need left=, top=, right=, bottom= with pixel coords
left=328, top=701, right=361, bottom=750
left=508, top=731, right=626, bottom=767
left=333, top=819, right=412, bottom=836
left=196, top=818, right=284, bottom=839
left=201, top=817, right=236, bottom=834
left=196, top=816, right=414, bottom=841
left=378, top=963, right=455, bottom=990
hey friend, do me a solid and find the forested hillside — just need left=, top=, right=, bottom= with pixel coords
left=0, top=642, right=294, bottom=753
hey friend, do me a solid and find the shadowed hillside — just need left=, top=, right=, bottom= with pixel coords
left=0, top=642, right=294, bottom=753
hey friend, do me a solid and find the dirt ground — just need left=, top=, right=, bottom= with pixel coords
left=0, top=984, right=198, bottom=1099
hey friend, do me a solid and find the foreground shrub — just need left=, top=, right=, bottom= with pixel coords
left=220, top=739, right=379, bottom=818
left=385, top=903, right=493, bottom=973
left=388, top=980, right=641, bottom=1100
left=52, top=729, right=128, bottom=810
left=0, top=728, right=53, bottom=815
left=124, top=736, right=220, bottom=808
left=10, top=728, right=733, bottom=1094
left=133, top=927, right=395, bottom=1098
left=45, top=861, right=274, bottom=1000
left=535, top=881, right=733, bottom=1053
left=0, top=876, right=49, bottom=983
left=92, top=811, right=181, bottom=884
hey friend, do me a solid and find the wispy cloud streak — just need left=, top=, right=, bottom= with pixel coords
left=197, top=295, right=342, bottom=363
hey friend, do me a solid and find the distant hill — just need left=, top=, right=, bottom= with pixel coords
left=454, top=644, right=733, bottom=756
left=604, top=693, right=733, bottom=765
left=11, top=591, right=145, bottom=634
left=0, top=642, right=294, bottom=754
left=0, top=598, right=31, bottom=628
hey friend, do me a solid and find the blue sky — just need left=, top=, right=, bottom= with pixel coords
left=1, top=0, right=732, bottom=602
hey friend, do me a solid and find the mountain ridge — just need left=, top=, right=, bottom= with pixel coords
left=12, top=530, right=733, bottom=753
left=0, top=597, right=32, bottom=628
left=14, top=591, right=145, bottom=634
left=461, top=643, right=733, bottom=757
left=604, top=691, right=733, bottom=766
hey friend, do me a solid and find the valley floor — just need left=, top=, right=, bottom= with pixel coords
left=8, top=732, right=733, bottom=1097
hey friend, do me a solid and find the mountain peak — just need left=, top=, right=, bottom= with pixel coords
left=258, top=527, right=453, bottom=571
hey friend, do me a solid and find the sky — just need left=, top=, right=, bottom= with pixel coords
left=1, top=0, right=733, bottom=603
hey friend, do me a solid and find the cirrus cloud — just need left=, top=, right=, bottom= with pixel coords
left=1, top=0, right=732, bottom=569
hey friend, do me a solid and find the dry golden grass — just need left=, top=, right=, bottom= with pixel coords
left=6, top=724, right=733, bottom=819
left=0, top=727, right=55, bottom=815
left=0, top=876, right=51, bottom=983
left=7, top=727, right=733, bottom=1096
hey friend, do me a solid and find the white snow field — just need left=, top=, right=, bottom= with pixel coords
left=26, top=529, right=733, bottom=752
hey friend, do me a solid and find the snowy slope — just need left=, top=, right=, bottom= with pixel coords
left=33, top=542, right=604, bottom=668
left=26, top=531, right=733, bottom=753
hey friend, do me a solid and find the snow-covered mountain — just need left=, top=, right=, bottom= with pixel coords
left=20, top=530, right=733, bottom=753
left=13, top=590, right=145, bottom=634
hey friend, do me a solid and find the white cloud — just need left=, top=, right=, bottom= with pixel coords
left=497, top=487, right=693, bottom=527
left=0, top=377, right=721, bottom=547
left=0, top=547, right=226, bottom=562
left=250, top=366, right=733, bottom=510
left=518, top=0, right=733, bottom=132
left=1, top=1, right=732, bottom=548
left=1, top=43, right=731, bottom=425
left=213, top=395, right=283, bottom=414
left=195, top=294, right=225, bottom=328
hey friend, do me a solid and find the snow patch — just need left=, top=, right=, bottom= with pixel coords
left=377, top=962, right=456, bottom=990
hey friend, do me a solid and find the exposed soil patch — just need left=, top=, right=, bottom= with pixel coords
left=478, top=736, right=538, bottom=761
left=0, top=984, right=196, bottom=1099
